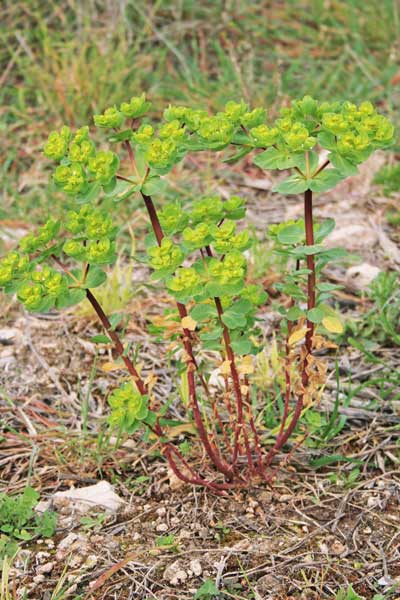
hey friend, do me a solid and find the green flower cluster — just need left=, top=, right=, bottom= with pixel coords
left=43, top=126, right=71, bottom=161
left=0, top=252, right=30, bottom=291
left=63, top=206, right=117, bottom=265
left=210, top=221, right=250, bottom=254
left=148, top=239, right=184, bottom=276
left=144, top=139, right=179, bottom=172
left=208, top=251, right=246, bottom=289
left=65, top=205, right=117, bottom=239
left=158, top=203, right=189, bottom=235
left=17, top=266, right=68, bottom=312
left=0, top=204, right=121, bottom=315
left=68, top=127, right=95, bottom=163
left=251, top=96, right=394, bottom=170
left=64, top=238, right=116, bottom=265
left=45, top=124, right=119, bottom=196
left=132, top=124, right=154, bottom=145
left=94, top=94, right=151, bottom=128
left=167, top=267, right=202, bottom=299
left=108, top=381, right=149, bottom=434
left=163, top=100, right=265, bottom=133
left=88, top=151, right=119, bottom=185
left=197, top=116, right=235, bottom=146
left=120, top=93, right=152, bottom=119
left=149, top=196, right=249, bottom=300
left=19, top=219, right=61, bottom=254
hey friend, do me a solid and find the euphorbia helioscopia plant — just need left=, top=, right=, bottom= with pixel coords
left=0, top=95, right=393, bottom=491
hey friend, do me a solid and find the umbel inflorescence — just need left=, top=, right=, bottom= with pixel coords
left=0, top=95, right=394, bottom=491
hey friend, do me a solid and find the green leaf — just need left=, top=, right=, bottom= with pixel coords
left=105, top=179, right=138, bottom=202
left=315, top=218, right=336, bottom=242
left=287, top=306, right=305, bottom=321
left=109, top=313, right=124, bottom=330
left=229, top=298, right=253, bottom=315
left=108, top=129, right=133, bottom=142
left=221, top=311, right=247, bottom=330
left=293, top=151, right=319, bottom=174
left=84, top=267, right=107, bottom=289
left=309, top=169, right=344, bottom=193
left=75, top=182, right=101, bottom=205
left=290, top=244, right=325, bottom=256
left=223, top=146, right=252, bottom=164
left=190, top=304, right=217, bottom=321
left=316, top=247, right=348, bottom=260
left=273, top=174, right=309, bottom=195
left=329, top=152, right=358, bottom=176
left=35, top=511, right=57, bottom=538
left=90, top=334, right=110, bottom=344
left=277, top=222, right=305, bottom=245
left=277, top=282, right=307, bottom=301
left=254, top=147, right=298, bottom=170
left=56, top=288, right=86, bottom=309
left=141, top=176, right=167, bottom=196
left=316, top=282, right=343, bottom=292
left=317, top=131, right=336, bottom=151
left=307, top=306, right=325, bottom=324
left=194, top=579, right=219, bottom=599
left=231, top=338, right=252, bottom=354
left=200, top=327, right=223, bottom=342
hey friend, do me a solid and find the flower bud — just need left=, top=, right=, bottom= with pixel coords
left=148, top=239, right=184, bottom=272
left=120, top=93, right=151, bottom=119
left=94, top=106, right=124, bottom=129
left=54, top=163, right=87, bottom=194
left=43, top=126, right=71, bottom=161
left=88, top=151, right=119, bottom=185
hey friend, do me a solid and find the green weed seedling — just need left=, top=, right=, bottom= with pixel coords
left=0, top=487, right=57, bottom=560
left=194, top=580, right=220, bottom=600
left=335, top=585, right=390, bottom=600
left=0, top=95, right=393, bottom=491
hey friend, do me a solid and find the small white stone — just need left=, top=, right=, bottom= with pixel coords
left=156, top=507, right=167, bottom=517
left=52, top=481, right=124, bottom=514
left=346, top=263, right=381, bottom=291
left=37, top=562, right=54, bottom=574
left=156, top=523, right=169, bottom=532
left=189, top=559, right=202, bottom=577
left=84, top=555, right=98, bottom=569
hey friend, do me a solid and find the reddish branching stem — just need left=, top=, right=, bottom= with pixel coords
left=85, top=290, right=147, bottom=395
left=140, top=192, right=233, bottom=479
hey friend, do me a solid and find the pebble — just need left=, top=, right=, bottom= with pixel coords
left=163, top=560, right=188, bottom=585
left=189, top=559, right=202, bottom=577
left=37, top=562, right=54, bottom=574
left=156, top=523, right=169, bottom=533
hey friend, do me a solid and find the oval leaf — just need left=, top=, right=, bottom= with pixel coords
left=322, top=316, right=343, bottom=334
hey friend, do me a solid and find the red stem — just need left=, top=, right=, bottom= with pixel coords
left=140, top=192, right=233, bottom=479
left=304, top=189, right=316, bottom=356
left=204, top=245, right=249, bottom=466
left=264, top=190, right=316, bottom=465
left=86, top=290, right=147, bottom=396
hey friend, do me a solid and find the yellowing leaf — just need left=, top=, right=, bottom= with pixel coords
left=181, top=316, right=197, bottom=331
left=219, top=360, right=232, bottom=375
left=238, top=355, right=254, bottom=375
left=167, top=423, right=196, bottom=437
left=288, top=327, right=308, bottom=346
left=101, top=361, right=122, bottom=372
left=322, top=316, right=343, bottom=334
